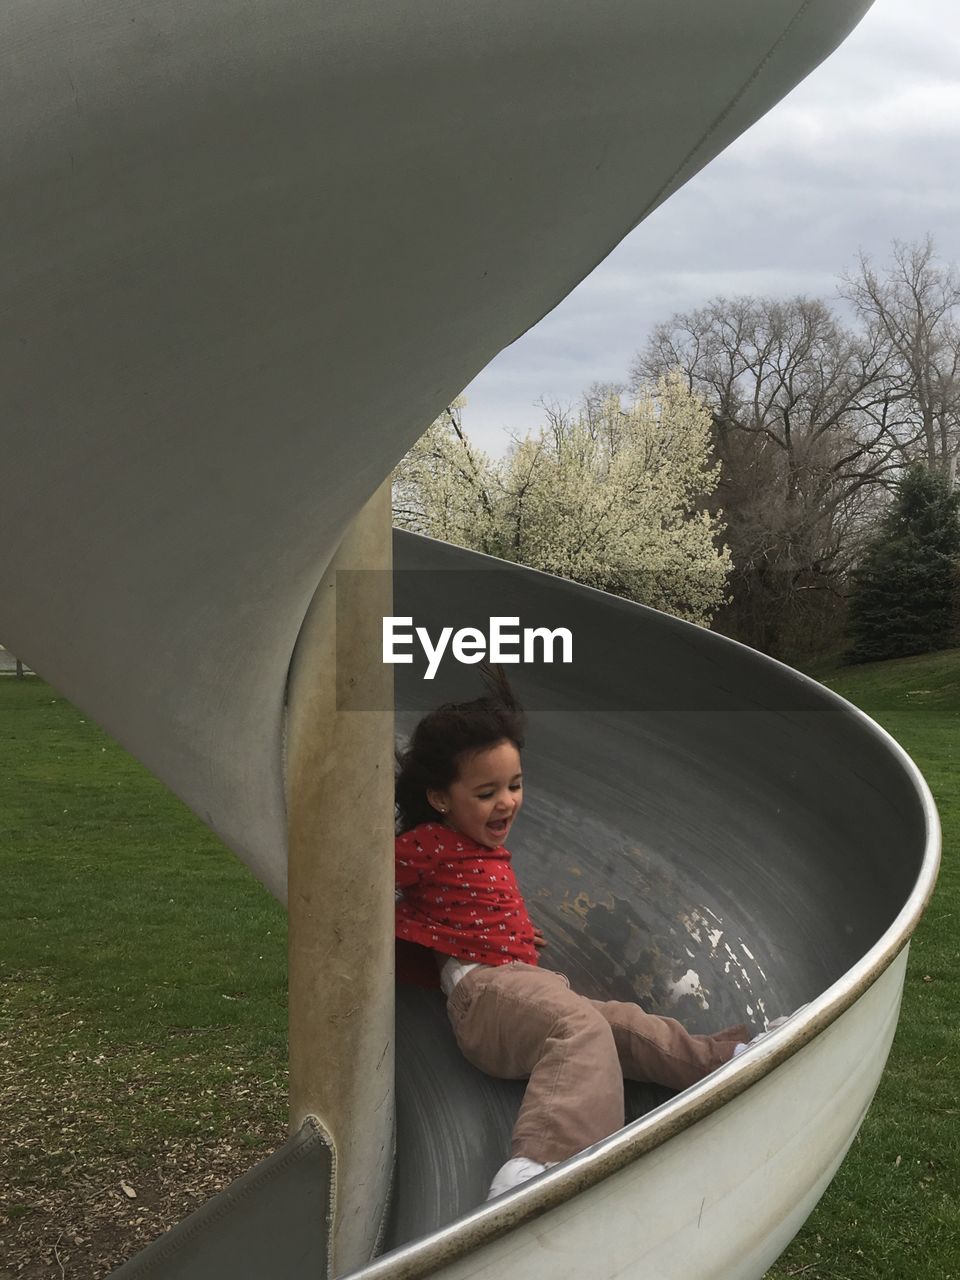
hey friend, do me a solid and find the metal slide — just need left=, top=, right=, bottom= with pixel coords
left=380, top=532, right=940, bottom=1277
left=108, top=528, right=939, bottom=1278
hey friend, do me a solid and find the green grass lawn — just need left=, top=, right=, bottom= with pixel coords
left=0, top=679, right=289, bottom=1276
left=1, top=652, right=957, bottom=1278
left=766, top=649, right=959, bottom=1280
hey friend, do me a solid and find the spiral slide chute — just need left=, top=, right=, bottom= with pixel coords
left=382, top=533, right=939, bottom=1277
left=106, top=531, right=939, bottom=1280
left=3, top=1, right=938, bottom=1277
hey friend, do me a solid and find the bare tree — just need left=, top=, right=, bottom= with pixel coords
left=632, top=295, right=903, bottom=656
left=841, top=235, right=960, bottom=487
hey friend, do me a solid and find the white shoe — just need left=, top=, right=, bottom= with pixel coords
left=732, top=1006, right=809, bottom=1057
left=486, top=1156, right=553, bottom=1200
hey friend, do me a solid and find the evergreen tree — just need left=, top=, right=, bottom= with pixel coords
left=846, top=464, right=960, bottom=663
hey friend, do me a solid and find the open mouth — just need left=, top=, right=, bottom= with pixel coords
left=487, top=817, right=510, bottom=835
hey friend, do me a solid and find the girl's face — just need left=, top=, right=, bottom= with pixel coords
left=427, top=739, right=523, bottom=849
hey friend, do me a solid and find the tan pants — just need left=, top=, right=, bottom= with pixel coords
left=447, top=962, right=747, bottom=1165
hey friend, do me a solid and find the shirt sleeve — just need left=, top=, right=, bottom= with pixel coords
left=395, top=827, right=438, bottom=889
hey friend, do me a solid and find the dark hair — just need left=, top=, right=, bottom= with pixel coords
left=395, top=669, right=526, bottom=833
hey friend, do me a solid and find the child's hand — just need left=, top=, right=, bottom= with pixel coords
left=532, top=926, right=547, bottom=949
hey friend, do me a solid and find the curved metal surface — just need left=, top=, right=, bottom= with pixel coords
left=370, top=532, right=940, bottom=1277
left=0, top=0, right=874, bottom=898
left=372, top=956, right=913, bottom=1280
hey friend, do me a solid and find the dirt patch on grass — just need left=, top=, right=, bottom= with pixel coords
left=1, top=981, right=287, bottom=1278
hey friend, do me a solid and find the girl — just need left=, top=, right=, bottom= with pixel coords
left=395, top=676, right=755, bottom=1200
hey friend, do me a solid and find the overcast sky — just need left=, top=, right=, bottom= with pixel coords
left=459, top=0, right=960, bottom=457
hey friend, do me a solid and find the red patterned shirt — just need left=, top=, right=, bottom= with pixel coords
left=395, top=822, right=539, bottom=973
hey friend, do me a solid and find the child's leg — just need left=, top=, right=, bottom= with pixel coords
left=447, top=963, right=625, bottom=1165
left=589, top=999, right=749, bottom=1091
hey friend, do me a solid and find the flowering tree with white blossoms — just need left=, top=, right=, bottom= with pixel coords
left=391, top=396, right=499, bottom=553
left=393, top=372, right=731, bottom=626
